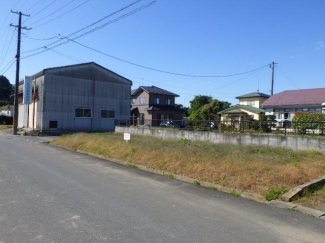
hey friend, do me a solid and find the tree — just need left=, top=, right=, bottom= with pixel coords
left=189, top=95, right=212, bottom=114
left=175, top=103, right=189, bottom=117
left=188, top=96, right=230, bottom=120
left=0, top=75, right=12, bottom=106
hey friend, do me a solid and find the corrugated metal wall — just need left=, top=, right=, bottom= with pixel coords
left=40, top=64, right=131, bottom=132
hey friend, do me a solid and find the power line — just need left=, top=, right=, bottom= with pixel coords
left=25, top=0, right=57, bottom=22
left=62, top=37, right=271, bottom=79
left=22, top=0, right=144, bottom=53
left=28, top=0, right=76, bottom=27
left=32, top=0, right=90, bottom=29
left=44, top=46, right=85, bottom=63
left=0, top=59, right=16, bottom=75
left=26, top=0, right=42, bottom=13
left=275, top=66, right=300, bottom=89
left=0, top=29, right=16, bottom=70
left=21, top=0, right=156, bottom=60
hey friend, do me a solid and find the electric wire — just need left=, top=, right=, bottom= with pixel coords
left=28, top=0, right=76, bottom=26
left=22, top=0, right=144, bottom=53
left=25, top=0, right=57, bottom=23
left=32, top=0, right=90, bottom=29
left=61, top=37, right=271, bottom=78
left=276, top=66, right=300, bottom=89
left=0, top=29, right=16, bottom=70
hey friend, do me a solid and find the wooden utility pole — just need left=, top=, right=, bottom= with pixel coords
left=10, top=11, right=30, bottom=135
left=270, top=61, right=278, bottom=96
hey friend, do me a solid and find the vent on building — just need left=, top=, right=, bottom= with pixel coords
left=49, top=121, right=58, bottom=129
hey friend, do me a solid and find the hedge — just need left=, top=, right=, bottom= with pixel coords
left=292, top=112, right=325, bottom=134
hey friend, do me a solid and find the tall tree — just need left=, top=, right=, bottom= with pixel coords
left=0, top=76, right=12, bottom=106
left=189, top=95, right=212, bottom=114
left=188, top=96, right=230, bottom=120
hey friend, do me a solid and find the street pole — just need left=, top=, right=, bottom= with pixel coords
left=10, top=11, right=30, bottom=135
left=270, top=61, right=278, bottom=96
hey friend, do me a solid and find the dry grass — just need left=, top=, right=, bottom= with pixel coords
left=0, top=125, right=12, bottom=129
left=52, top=133, right=325, bottom=196
left=294, top=185, right=325, bottom=211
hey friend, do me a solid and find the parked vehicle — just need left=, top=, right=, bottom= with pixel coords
left=160, top=121, right=180, bottom=128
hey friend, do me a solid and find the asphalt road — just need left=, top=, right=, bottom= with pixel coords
left=0, top=131, right=324, bottom=243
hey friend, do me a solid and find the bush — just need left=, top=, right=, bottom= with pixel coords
left=264, top=188, right=287, bottom=201
left=292, top=113, right=325, bottom=134
left=0, top=115, right=13, bottom=125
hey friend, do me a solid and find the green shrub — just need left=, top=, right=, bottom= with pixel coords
left=264, top=188, right=287, bottom=201
left=126, top=163, right=138, bottom=169
left=292, top=113, right=325, bottom=134
left=193, top=180, right=201, bottom=185
left=230, top=191, right=241, bottom=197
left=163, top=173, right=174, bottom=178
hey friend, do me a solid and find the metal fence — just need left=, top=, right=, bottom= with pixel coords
left=116, top=119, right=325, bottom=136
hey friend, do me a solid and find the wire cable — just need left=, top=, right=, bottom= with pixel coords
left=29, top=0, right=76, bottom=26
left=0, top=29, right=16, bottom=70
left=32, top=0, right=90, bottom=29
left=22, top=0, right=143, bottom=53
left=62, top=37, right=271, bottom=78
left=276, top=66, right=300, bottom=89
left=25, top=0, right=57, bottom=23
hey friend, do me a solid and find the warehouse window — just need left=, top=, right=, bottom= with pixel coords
left=75, top=108, right=92, bottom=118
left=101, top=110, right=115, bottom=119
left=49, top=121, right=58, bottom=129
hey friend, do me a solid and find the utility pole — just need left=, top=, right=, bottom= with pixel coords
left=270, top=61, right=277, bottom=96
left=10, top=10, right=30, bottom=135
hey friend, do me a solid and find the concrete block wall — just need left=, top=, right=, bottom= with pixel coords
left=115, top=126, right=325, bottom=152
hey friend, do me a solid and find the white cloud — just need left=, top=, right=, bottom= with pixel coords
left=315, top=41, right=324, bottom=50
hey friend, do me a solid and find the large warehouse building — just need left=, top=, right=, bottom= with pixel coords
left=18, top=62, right=132, bottom=132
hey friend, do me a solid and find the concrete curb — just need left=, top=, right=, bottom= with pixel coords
left=268, top=200, right=325, bottom=219
left=49, top=143, right=325, bottom=220
left=282, top=176, right=325, bottom=202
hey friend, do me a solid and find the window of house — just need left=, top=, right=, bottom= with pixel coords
left=131, top=98, right=135, bottom=104
left=284, top=113, right=290, bottom=119
left=154, top=97, right=160, bottom=104
left=316, top=108, right=322, bottom=112
left=303, top=108, right=308, bottom=112
left=296, top=108, right=303, bottom=112
left=166, top=98, right=171, bottom=105
left=309, top=108, right=316, bottom=112
left=274, top=109, right=280, bottom=112
left=75, top=108, right=92, bottom=118
left=277, top=113, right=282, bottom=119
left=284, top=109, right=290, bottom=112
left=247, top=101, right=255, bottom=106
left=101, top=110, right=115, bottom=119
left=139, top=97, right=146, bottom=105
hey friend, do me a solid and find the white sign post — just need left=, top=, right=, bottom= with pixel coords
left=23, top=76, right=33, bottom=104
left=124, top=133, right=130, bottom=142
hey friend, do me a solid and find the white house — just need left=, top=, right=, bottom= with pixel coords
left=261, top=88, right=325, bottom=122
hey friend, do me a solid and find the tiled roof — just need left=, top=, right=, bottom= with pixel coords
left=218, top=105, right=265, bottom=115
left=236, top=92, right=270, bottom=99
left=131, top=86, right=179, bottom=97
left=261, top=88, right=325, bottom=107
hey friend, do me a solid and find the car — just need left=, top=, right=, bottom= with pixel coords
left=204, top=121, right=217, bottom=128
left=160, top=121, right=180, bottom=128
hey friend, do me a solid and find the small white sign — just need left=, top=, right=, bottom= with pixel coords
left=124, top=133, right=130, bottom=141
left=23, top=76, right=33, bottom=104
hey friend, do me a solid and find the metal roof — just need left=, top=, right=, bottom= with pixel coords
left=235, top=92, right=270, bottom=99
left=218, top=104, right=265, bottom=114
left=20, top=62, right=132, bottom=85
left=261, top=88, right=325, bottom=107
left=131, top=86, right=179, bottom=97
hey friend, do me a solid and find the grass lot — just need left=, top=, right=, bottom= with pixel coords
left=293, top=185, right=325, bottom=211
left=0, top=125, right=12, bottom=129
left=52, top=133, right=325, bottom=198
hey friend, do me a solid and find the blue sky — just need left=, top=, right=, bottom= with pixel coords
left=0, top=0, right=324, bottom=107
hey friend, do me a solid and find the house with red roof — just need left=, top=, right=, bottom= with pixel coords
left=261, top=88, right=325, bottom=122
